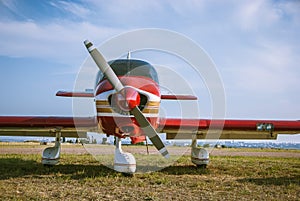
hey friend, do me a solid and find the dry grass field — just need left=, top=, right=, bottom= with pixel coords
left=0, top=143, right=299, bottom=200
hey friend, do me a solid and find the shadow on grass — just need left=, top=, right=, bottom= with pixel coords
left=133, top=164, right=209, bottom=175
left=0, top=157, right=209, bottom=180
left=0, top=157, right=117, bottom=180
left=160, top=165, right=209, bottom=175
left=237, top=176, right=300, bottom=186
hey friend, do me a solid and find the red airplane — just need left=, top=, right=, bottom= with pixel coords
left=0, top=40, right=299, bottom=173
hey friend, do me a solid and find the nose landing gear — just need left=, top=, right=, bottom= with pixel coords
left=114, top=137, right=136, bottom=174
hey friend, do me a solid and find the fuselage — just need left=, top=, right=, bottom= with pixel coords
left=94, top=59, right=161, bottom=140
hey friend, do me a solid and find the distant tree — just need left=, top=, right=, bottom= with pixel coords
left=133, top=142, right=144, bottom=146
left=102, top=138, right=108, bottom=144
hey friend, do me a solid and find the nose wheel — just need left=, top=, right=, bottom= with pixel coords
left=114, top=137, right=136, bottom=174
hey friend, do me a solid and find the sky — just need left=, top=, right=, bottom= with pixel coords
left=0, top=0, right=299, bottom=137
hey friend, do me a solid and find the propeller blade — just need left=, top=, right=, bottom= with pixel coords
left=131, top=106, right=170, bottom=159
left=84, top=40, right=124, bottom=92
left=84, top=40, right=169, bottom=159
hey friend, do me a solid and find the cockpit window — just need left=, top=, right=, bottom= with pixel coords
left=97, top=59, right=159, bottom=84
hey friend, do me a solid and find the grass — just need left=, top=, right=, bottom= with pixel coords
left=0, top=147, right=299, bottom=200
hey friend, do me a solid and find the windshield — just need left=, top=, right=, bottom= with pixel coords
left=97, top=59, right=159, bottom=84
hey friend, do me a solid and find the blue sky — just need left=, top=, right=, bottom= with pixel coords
left=0, top=0, right=299, bottom=126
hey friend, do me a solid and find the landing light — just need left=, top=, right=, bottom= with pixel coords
left=256, top=123, right=274, bottom=131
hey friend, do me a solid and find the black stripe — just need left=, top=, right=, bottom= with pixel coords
left=85, top=41, right=93, bottom=48
left=161, top=151, right=169, bottom=157
left=149, top=135, right=164, bottom=150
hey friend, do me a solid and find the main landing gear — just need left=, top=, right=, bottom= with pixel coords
left=42, top=128, right=61, bottom=166
left=191, top=134, right=209, bottom=168
left=39, top=132, right=208, bottom=171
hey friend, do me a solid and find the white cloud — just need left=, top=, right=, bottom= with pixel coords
left=226, top=39, right=299, bottom=94
left=1, top=0, right=29, bottom=19
left=2, top=0, right=18, bottom=13
left=166, top=0, right=206, bottom=16
left=235, top=0, right=277, bottom=30
left=49, top=0, right=92, bottom=19
left=235, top=0, right=300, bottom=31
left=0, top=20, right=124, bottom=63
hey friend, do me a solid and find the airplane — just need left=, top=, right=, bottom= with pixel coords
left=0, top=40, right=299, bottom=173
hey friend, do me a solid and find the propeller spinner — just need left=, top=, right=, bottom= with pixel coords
left=84, top=40, right=169, bottom=159
left=112, top=86, right=141, bottom=112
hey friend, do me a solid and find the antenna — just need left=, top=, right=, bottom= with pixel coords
left=127, top=51, right=131, bottom=60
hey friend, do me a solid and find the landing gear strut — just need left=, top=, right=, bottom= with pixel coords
left=191, top=134, right=209, bottom=168
left=42, top=128, right=61, bottom=166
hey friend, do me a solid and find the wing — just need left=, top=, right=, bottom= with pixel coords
left=161, top=94, right=197, bottom=100
left=0, top=116, right=98, bottom=138
left=56, top=90, right=94, bottom=97
left=158, top=118, right=300, bottom=140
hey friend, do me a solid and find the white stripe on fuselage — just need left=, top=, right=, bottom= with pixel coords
left=95, top=87, right=160, bottom=117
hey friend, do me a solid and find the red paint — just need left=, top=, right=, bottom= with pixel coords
left=219, top=119, right=300, bottom=131
left=130, top=136, right=146, bottom=144
left=0, top=116, right=97, bottom=128
left=98, top=116, right=158, bottom=136
left=161, top=95, right=197, bottom=100
left=56, top=91, right=94, bottom=97
left=159, top=118, right=300, bottom=131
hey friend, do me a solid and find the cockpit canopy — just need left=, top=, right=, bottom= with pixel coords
left=95, top=59, right=159, bottom=86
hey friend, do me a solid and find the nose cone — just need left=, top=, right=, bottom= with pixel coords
left=116, top=87, right=140, bottom=112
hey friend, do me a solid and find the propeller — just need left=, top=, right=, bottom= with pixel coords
left=84, top=40, right=169, bottom=159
